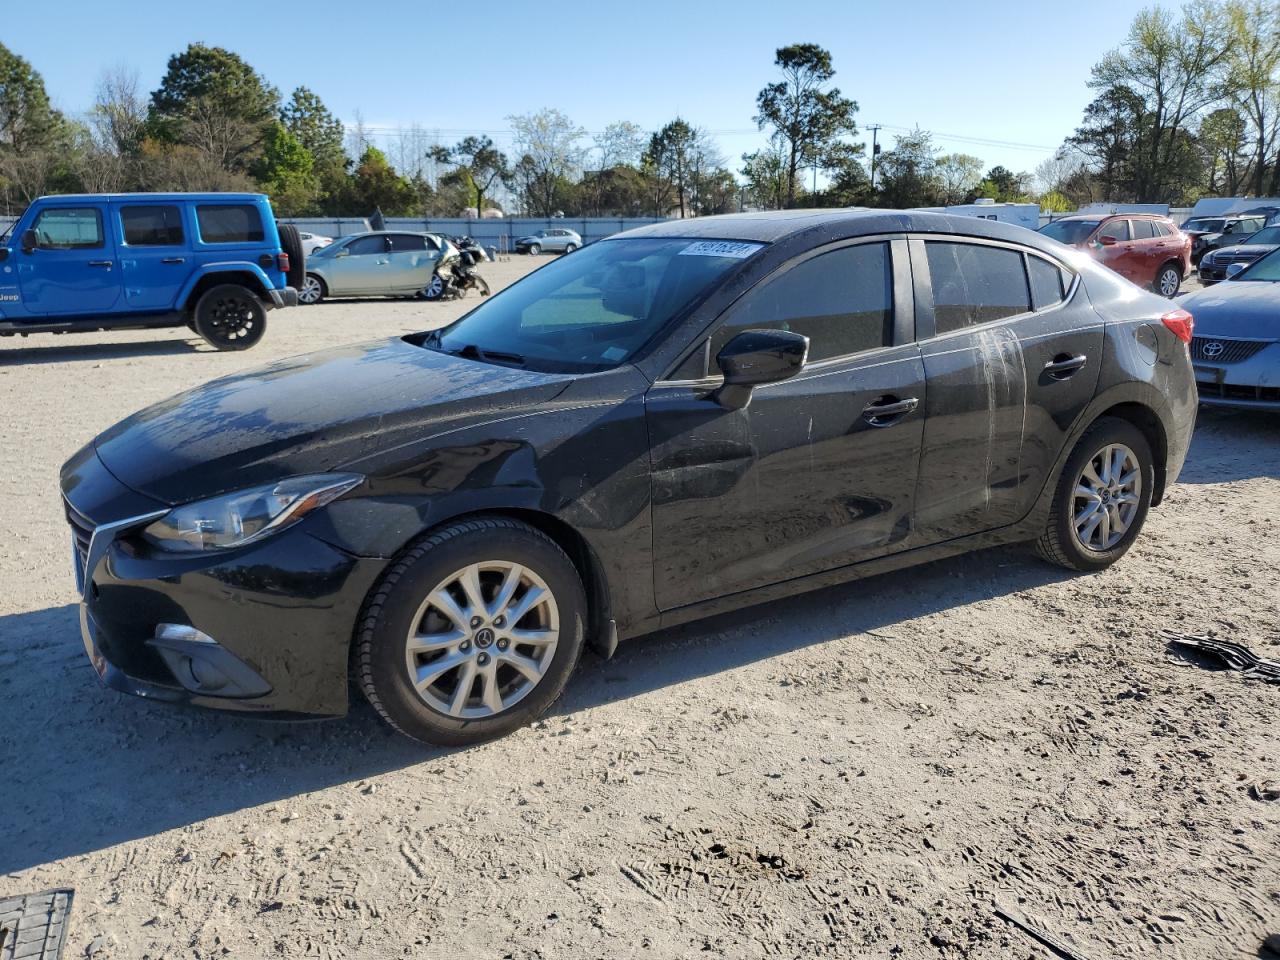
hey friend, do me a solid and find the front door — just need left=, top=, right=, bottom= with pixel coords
left=16, top=204, right=121, bottom=316
left=647, top=238, right=926, bottom=611
left=325, top=234, right=391, bottom=295
left=1091, top=218, right=1138, bottom=282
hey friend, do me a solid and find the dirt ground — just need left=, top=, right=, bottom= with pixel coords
left=1, top=256, right=1276, bottom=960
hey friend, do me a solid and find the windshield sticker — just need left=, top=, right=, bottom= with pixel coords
left=601, top=346, right=628, bottom=361
left=678, top=240, right=764, bottom=259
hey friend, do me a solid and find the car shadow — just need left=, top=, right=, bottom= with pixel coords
left=0, top=544, right=1074, bottom=875
left=1176, top=407, right=1280, bottom=483
left=0, top=337, right=205, bottom=366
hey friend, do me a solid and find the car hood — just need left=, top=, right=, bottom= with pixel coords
left=1206, top=242, right=1280, bottom=260
left=93, top=338, right=573, bottom=504
left=1182, top=281, right=1280, bottom=338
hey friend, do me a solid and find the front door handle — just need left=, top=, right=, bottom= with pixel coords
left=1044, top=353, right=1088, bottom=379
left=862, top=395, right=919, bottom=426
left=87, top=260, right=113, bottom=268
left=161, top=257, right=185, bottom=264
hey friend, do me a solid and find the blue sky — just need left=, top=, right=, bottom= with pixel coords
left=6, top=0, right=1173, bottom=177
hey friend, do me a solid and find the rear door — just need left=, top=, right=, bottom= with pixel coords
left=1128, top=218, right=1158, bottom=285
left=646, top=237, right=924, bottom=610
left=117, top=203, right=189, bottom=311
left=16, top=202, right=121, bottom=316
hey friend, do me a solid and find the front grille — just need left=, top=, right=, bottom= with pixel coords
left=1190, top=337, right=1272, bottom=364
left=64, top=499, right=94, bottom=581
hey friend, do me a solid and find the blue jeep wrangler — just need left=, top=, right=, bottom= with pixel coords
left=0, top=193, right=303, bottom=351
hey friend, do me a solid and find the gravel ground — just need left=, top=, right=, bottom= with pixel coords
left=1, top=256, right=1276, bottom=960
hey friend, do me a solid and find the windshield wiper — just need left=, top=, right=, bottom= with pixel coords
left=449, top=342, right=526, bottom=367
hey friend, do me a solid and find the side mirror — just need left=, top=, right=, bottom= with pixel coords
left=21, top=229, right=38, bottom=253
left=1225, top=262, right=1246, bottom=279
left=335, top=247, right=349, bottom=258
left=713, top=329, right=808, bottom=410
left=1097, top=234, right=1119, bottom=247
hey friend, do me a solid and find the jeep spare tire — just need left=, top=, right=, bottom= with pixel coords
left=277, top=223, right=306, bottom=290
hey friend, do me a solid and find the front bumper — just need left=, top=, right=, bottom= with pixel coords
left=64, top=452, right=386, bottom=718
left=1197, top=265, right=1226, bottom=283
left=1193, top=344, right=1280, bottom=411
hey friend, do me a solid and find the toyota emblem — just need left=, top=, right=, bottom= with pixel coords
left=1202, top=341, right=1225, bottom=358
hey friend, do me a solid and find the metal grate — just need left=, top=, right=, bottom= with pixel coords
left=0, top=889, right=73, bottom=960
left=1190, top=337, right=1272, bottom=364
left=64, top=499, right=93, bottom=581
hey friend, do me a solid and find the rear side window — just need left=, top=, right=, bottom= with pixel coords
left=1131, top=220, right=1155, bottom=240
left=389, top=234, right=427, bottom=251
left=712, top=242, right=894, bottom=363
left=196, top=204, right=265, bottom=244
left=1028, top=255, right=1067, bottom=311
left=1152, top=222, right=1169, bottom=237
left=32, top=207, right=103, bottom=249
left=121, top=205, right=184, bottom=246
left=925, top=242, right=1030, bottom=334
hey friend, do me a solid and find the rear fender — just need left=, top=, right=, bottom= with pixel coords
left=177, top=262, right=278, bottom=309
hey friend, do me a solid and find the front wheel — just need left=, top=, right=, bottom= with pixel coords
left=422, top=273, right=445, bottom=301
left=563, top=243, right=578, bottom=254
left=192, top=284, right=267, bottom=351
left=527, top=243, right=541, bottom=256
left=299, top=274, right=325, bottom=305
left=1036, top=417, right=1154, bottom=571
left=475, top=276, right=491, bottom=297
left=355, top=517, right=587, bottom=746
left=1155, top=263, right=1181, bottom=298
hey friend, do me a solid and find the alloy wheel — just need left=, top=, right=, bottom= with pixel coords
left=1072, top=443, right=1142, bottom=552
left=423, top=275, right=444, bottom=300
left=1158, top=267, right=1180, bottom=297
left=299, top=276, right=323, bottom=304
left=205, top=295, right=258, bottom=343
left=403, top=561, right=560, bottom=719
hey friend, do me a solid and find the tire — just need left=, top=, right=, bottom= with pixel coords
left=298, top=273, right=326, bottom=305
left=563, top=243, right=578, bottom=254
left=1154, top=262, right=1181, bottom=298
left=1036, top=417, right=1154, bottom=572
left=528, top=243, right=541, bottom=255
left=355, top=517, right=587, bottom=746
left=422, top=273, right=445, bottom=301
left=475, top=276, right=491, bottom=297
left=276, top=223, right=307, bottom=290
left=192, top=284, right=267, bottom=351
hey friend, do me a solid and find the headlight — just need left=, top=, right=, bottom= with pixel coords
left=141, top=474, right=362, bottom=553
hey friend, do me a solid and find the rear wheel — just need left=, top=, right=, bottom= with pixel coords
left=528, top=243, right=541, bottom=256
left=192, top=284, right=266, bottom=351
left=356, top=517, right=587, bottom=746
left=563, top=242, right=578, bottom=254
left=1155, top=262, right=1181, bottom=298
left=1036, top=417, right=1154, bottom=571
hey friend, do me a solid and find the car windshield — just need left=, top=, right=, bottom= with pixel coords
left=309, top=239, right=345, bottom=258
left=1233, top=246, right=1280, bottom=281
left=1241, top=226, right=1280, bottom=245
left=418, top=237, right=765, bottom=373
left=1183, top=218, right=1226, bottom=232
left=1039, top=220, right=1102, bottom=245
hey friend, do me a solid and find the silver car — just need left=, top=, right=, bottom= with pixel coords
left=299, top=232, right=448, bottom=304
left=514, top=228, right=582, bottom=255
left=1182, top=246, right=1280, bottom=411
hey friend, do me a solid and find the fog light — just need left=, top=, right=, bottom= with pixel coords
left=156, top=623, right=217, bottom=644
left=147, top=623, right=271, bottom=698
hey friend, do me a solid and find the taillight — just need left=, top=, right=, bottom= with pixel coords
left=1161, top=307, right=1194, bottom=343
left=277, top=253, right=290, bottom=273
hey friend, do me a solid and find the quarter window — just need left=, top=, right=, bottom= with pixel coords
left=32, top=207, right=104, bottom=249
left=196, top=204, right=265, bottom=244
left=1028, top=255, right=1067, bottom=311
left=925, top=242, right=1030, bottom=334
left=711, top=242, right=894, bottom=363
left=121, top=205, right=184, bottom=246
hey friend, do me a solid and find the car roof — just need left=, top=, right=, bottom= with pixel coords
left=621, top=208, right=1064, bottom=251
left=35, top=192, right=268, bottom=203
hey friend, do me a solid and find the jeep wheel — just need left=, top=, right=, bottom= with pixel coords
left=299, top=274, right=326, bottom=305
left=193, top=284, right=267, bottom=351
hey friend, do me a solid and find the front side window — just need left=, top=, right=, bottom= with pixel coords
left=1039, top=220, right=1101, bottom=245
left=711, top=242, right=894, bottom=363
left=33, top=207, right=103, bottom=249
left=926, top=242, right=1030, bottom=334
left=196, top=204, right=264, bottom=244
left=346, top=235, right=389, bottom=256
left=121, top=205, right=184, bottom=246
left=1100, top=220, right=1131, bottom=242
left=425, top=237, right=763, bottom=373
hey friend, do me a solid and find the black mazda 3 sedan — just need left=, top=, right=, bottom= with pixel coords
left=61, top=210, right=1198, bottom=744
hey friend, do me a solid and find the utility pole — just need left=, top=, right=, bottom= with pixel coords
left=868, top=124, right=882, bottom=190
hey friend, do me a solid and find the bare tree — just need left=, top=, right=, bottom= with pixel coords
left=91, top=65, right=145, bottom=156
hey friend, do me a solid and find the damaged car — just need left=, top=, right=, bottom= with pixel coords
left=62, top=210, right=1197, bottom=745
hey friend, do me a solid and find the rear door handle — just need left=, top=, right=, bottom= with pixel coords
left=862, top=396, right=919, bottom=426
left=161, top=257, right=185, bottom=264
left=87, top=260, right=113, bottom=268
left=1044, top=353, right=1088, bottom=379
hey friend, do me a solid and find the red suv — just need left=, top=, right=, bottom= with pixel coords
left=1039, top=214, right=1191, bottom=297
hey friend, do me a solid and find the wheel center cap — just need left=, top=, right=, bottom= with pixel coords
left=474, top=628, right=495, bottom=648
